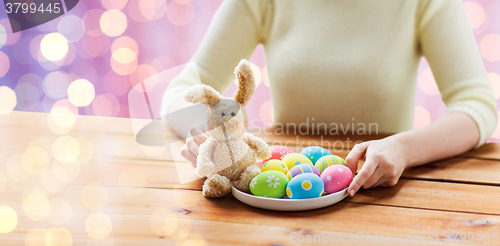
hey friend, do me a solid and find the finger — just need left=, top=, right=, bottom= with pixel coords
left=372, top=177, right=390, bottom=188
left=191, top=126, right=208, bottom=145
left=347, top=153, right=378, bottom=196
left=345, top=142, right=368, bottom=175
left=361, top=166, right=385, bottom=189
left=187, top=138, right=200, bottom=156
left=181, top=144, right=198, bottom=168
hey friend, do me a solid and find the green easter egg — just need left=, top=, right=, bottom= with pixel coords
left=249, top=170, right=289, bottom=198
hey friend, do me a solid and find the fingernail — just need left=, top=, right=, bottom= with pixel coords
left=349, top=189, right=355, bottom=196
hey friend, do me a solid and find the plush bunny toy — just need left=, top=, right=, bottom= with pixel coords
left=184, top=59, right=271, bottom=198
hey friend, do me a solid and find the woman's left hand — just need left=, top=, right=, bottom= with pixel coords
left=345, top=136, right=409, bottom=196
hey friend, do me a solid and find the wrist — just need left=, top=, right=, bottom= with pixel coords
left=388, top=131, right=417, bottom=169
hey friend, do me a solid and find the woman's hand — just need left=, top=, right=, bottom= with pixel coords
left=345, top=136, right=409, bottom=197
left=180, top=122, right=208, bottom=168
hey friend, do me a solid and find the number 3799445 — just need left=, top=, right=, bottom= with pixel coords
left=5, top=2, right=61, bottom=14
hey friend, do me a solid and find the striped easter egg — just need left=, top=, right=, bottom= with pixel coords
left=286, top=164, right=320, bottom=181
left=314, top=155, right=347, bottom=174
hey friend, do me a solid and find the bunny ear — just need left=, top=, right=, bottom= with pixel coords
left=233, top=59, right=255, bottom=106
left=184, top=84, right=223, bottom=107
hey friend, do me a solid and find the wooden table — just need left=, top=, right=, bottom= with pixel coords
left=1, top=111, right=499, bottom=245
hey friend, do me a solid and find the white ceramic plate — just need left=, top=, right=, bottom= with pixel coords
left=231, top=185, right=348, bottom=211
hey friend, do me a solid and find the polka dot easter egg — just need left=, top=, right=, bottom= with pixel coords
left=286, top=164, right=320, bottom=181
left=300, top=146, right=332, bottom=163
left=250, top=170, right=289, bottom=198
left=315, top=155, right=347, bottom=174
left=261, top=159, right=289, bottom=174
left=286, top=173, right=324, bottom=199
left=281, top=153, right=313, bottom=170
left=321, top=165, right=353, bottom=194
left=263, top=145, right=294, bottom=163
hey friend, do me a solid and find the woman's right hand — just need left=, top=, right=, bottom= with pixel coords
left=181, top=122, right=208, bottom=168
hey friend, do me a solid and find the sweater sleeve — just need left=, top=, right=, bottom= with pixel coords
left=160, top=0, right=268, bottom=121
left=418, top=0, right=498, bottom=148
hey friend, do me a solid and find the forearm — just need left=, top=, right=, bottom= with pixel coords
left=392, top=111, right=479, bottom=168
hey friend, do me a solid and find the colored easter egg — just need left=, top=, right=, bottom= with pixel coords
left=250, top=170, right=289, bottom=198
left=315, top=155, right=347, bottom=174
left=281, top=153, right=313, bottom=170
left=263, top=145, right=294, bottom=163
left=262, top=159, right=289, bottom=174
left=300, top=146, right=332, bottom=163
left=286, top=164, right=320, bottom=181
left=286, top=173, right=324, bottom=199
left=321, top=165, right=353, bottom=194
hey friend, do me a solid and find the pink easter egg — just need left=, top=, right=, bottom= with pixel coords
left=263, top=145, right=294, bottom=163
left=321, top=165, right=353, bottom=194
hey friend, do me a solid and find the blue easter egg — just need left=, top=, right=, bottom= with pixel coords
left=285, top=173, right=324, bottom=199
left=300, top=146, right=332, bottom=163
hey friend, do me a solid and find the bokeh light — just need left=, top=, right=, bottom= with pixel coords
left=112, top=48, right=137, bottom=64
left=48, top=99, right=79, bottom=133
left=74, top=137, right=94, bottom=166
left=249, top=63, right=262, bottom=88
left=41, top=33, right=69, bottom=61
left=480, top=34, right=500, bottom=62
left=82, top=34, right=111, bottom=58
left=0, top=86, right=17, bottom=114
left=0, top=24, right=6, bottom=49
left=150, top=209, right=178, bottom=236
left=45, top=227, right=73, bottom=246
left=167, top=1, right=195, bottom=26
left=53, top=136, right=81, bottom=164
left=58, top=15, right=86, bottom=43
left=488, top=73, right=500, bottom=100
left=111, top=36, right=138, bottom=54
left=101, top=0, right=128, bottom=10
left=0, top=206, right=17, bottom=233
left=81, top=183, right=109, bottom=210
left=111, top=48, right=138, bottom=75
left=83, top=9, right=105, bottom=36
left=92, top=93, right=120, bottom=117
left=43, top=71, right=72, bottom=100
left=418, top=68, right=440, bottom=95
left=22, top=147, right=50, bottom=175
left=463, top=1, right=485, bottom=29
left=7, top=154, right=31, bottom=181
left=85, top=212, right=113, bottom=239
left=177, top=233, right=208, bottom=246
left=128, top=0, right=167, bottom=22
left=15, top=78, right=41, bottom=103
left=25, top=228, right=48, bottom=246
left=23, top=192, right=51, bottom=221
left=52, top=160, right=81, bottom=182
left=40, top=168, right=67, bottom=194
left=129, top=64, right=158, bottom=91
left=100, top=10, right=128, bottom=37
left=414, top=106, right=431, bottom=129
left=68, top=79, right=95, bottom=107
left=493, top=111, right=500, bottom=139
left=47, top=197, right=72, bottom=225
left=0, top=51, right=10, bottom=77
left=0, top=18, right=20, bottom=45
